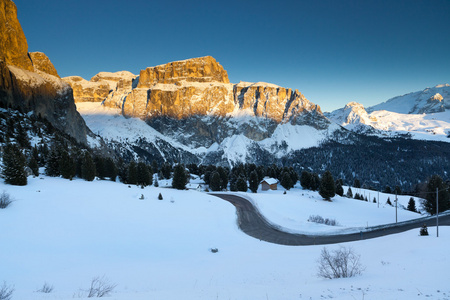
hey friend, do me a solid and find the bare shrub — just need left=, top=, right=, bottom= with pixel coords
left=0, top=191, right=13, bottom=209
left=0, top=281, right=14, bottom=300
left=317, top=246, right=365, bottom=279
left=308, top=215, right=339, bottom=226
left=37, top=282, right=54, bottom=293
left=84, top=276, right=117, bottom=298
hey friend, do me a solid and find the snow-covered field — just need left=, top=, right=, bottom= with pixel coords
left=1, top=175, right=449, bottom=299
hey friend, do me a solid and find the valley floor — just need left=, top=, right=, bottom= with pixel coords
left=0, top=176, right=448, bottom=299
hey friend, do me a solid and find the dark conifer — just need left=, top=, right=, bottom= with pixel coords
left=209, top=171, right=221, bottom=192
left=136, top=162, right=151, bottom=186
left=236, top=176, right=248, bottom=192
left=423, top=175, right=450, bottom=215
left=81, top=152, right=96, bottom=181
left=249, top=170, right=259, bottom=193
left=335, top=180, right=344, bottom=196
left=407, top=197, right=417, bottom=212
left=172, top=164, right=188, bottom=190
left=28, top=156, right=39, bottom=176
left=3, top=143, right=27, bottom=185
left=59, top=150, right=75, bottom=180
left=319, top=170, right=335, bottom=200
left=281, top=172, right=293, bottom=190
left=346, top=187, right=353, bottom=198
left=127, top=161, right=137, bottom=185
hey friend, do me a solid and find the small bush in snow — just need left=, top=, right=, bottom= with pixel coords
left=0, top=191, right=13, bottom=209
left=0, top=281, right=14, bottom=300
left=210, top=248, right=219, bottom=253
left=317, top=246, right=365, bottom=279
left=37, top=282, right=54, bottom=293
left=158, top=193, right=163, bottom=200
left=79, top=276, right=117, bottom=298
left=308, top=215, right=339, bottom=226
left=420, top=224, right=429, bottom=236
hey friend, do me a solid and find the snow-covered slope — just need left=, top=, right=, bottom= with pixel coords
left=77, top=102, right=339, bottom=165
left=368, top=84, right=450, bottom=114
left=1, top=175, right=448, bottom=300
left=327, top=85, right=450, bottom=142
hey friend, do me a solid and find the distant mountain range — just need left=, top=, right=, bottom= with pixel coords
left=326, top=84, right=450, bottom=142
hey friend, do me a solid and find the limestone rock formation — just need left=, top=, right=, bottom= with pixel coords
left=0, top=0, right=33, bottom=71
left=64, top=71, right=137, bottom=104
left=29, top=52, right=60, bottom=77
left=137, top=56, right=229, bottom=87
left=0, top=0, right=88, bottom=144
left=63, top=76, right=111, bottom=103
left=101, top=56, right=323, bottom=123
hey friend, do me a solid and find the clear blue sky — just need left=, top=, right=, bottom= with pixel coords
left=14, top=0, right=450, bottom=112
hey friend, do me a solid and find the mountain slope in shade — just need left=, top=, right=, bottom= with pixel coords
left=368, top=84, right=450, bottom=114
left=77, top=102, right=341, bottom=166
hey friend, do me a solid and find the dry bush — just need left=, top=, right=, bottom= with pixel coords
left=317, top=246, right=365, bottom=279
left=0, top=281, right=14, bottom=300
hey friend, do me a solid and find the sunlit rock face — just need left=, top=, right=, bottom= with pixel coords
left=0, top=0, right=88, bottom=144
left=98, top=56, right=324, bottom=123
left=29, top=52, right=60, bottom=78
left=63, top=71, right=137, bottom=104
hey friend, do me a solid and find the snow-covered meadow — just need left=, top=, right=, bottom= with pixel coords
left=1, top=175, right=449, bottom=300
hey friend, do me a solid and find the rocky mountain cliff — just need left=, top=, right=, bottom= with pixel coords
left=68, top=56, right=324, bottom=125
left=0, top=0, right=88, bottom=145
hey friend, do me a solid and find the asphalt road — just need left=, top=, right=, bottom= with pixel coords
left=210, top=193, right=450, bottom=246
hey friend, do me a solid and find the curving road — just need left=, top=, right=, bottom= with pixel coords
left=210, top=193, right=450, bottom=246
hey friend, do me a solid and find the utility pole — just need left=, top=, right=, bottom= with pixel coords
left=436, top=187, right=439, bottom=238
left=395, top=192, right=398, bottom=223
left=377, top=191, right=379, bottom=208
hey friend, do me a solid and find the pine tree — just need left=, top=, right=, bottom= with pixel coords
left=335, top=180, right=344, bottom=196
left=423, top=175, right=450, bottom=215
left=346, top=187, right=353, bottom=198
left=2, top=143, right=27, bottom=185
left=209, top=171, right=221, bottom=192
left=45, top=145, right=61, bottom=177
left=353, top=178, right=361, bottom=188
left=386, top=197, right=392, bottom=206
left=383, top=185, right=392, bottom=194
left=158, top=193, right=163, bottom=200
left=217, top=166, right=228, bottom=190
left=319, top=170, right=335, bottom=200
left=81, top=152, right=96, bottom=181
left=407, top=197, right=417, bottom=212
left=172, top=164, right=187, bottom=190
left=136, top=162, right=151, bottom=186
left=236, top=176, right=248, bottom=192
left=127, top=161, right=137, bottom=185
left=28, top=156, right=39, bottom=176
left=104, top=158, right=118, bottom=181
left=59, top=150, right=75, bottom=180
left=249, top=170, right=259, bottom=193
left=311, top=173, right=320, bottom=191
left=281, top=172, right=293, bottom=190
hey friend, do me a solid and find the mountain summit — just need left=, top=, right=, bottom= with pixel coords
left=66, top=56, right=323, bottom=125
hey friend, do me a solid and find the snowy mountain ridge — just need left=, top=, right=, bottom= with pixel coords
left=326, top=84, right=450, bottom=142
left=368, top=83, right=450, bottom=114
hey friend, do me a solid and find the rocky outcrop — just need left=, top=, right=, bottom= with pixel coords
left=29, top=52, right=60, bottom=77
left=233, top=81, right=322, bottom=123
left=0, top=0, right=33, bottom=71
left=63, top=76, right=111, bottom=103
left=64, top=71, right=137, bottom=104
left=102, top=56, right=324, bottom=123
left=0, top=0, right=88, bottom=144
left=137, top=56, right=229, bottom=87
